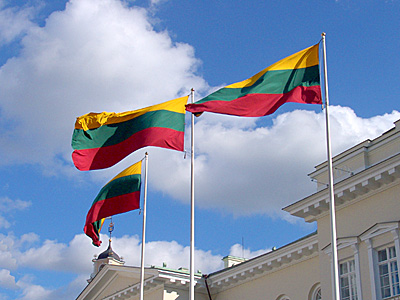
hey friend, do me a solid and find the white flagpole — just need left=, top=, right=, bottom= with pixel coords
left=321, top=32, right=340, bottom=300
left=140, top=152, right=149, bottom=300
left=190, top=88, right=195, bottom=300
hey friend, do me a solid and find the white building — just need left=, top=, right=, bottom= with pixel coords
left=77, top=119, right=400, bottom=300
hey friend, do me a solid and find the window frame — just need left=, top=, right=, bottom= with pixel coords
left=324, top=237, right=363, bottom=300
left=339, top=259, right=358, bottom=300
left=376, top=245, right=400, bottom=299
left=360, top=222, right=400, bottom=300
left=311, top=285, right=322, bottom=300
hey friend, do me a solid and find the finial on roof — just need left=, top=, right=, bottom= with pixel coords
left=108, top=218, right=114, bottom=242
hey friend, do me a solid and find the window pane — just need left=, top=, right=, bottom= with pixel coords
left=315, top=289, right=321, bottom=300
left=381, top=274, right=390, bottom=287
left=380, top=264, right=389, bottom=276
left=340, top=262, right=348, bottom=275
left=391, top=261, right=398, bottom=272
left=340, top=260, right=358, bottom=300
left=379, top=249, right=388, bottom=262
left=349, top=260, right=355, bottom=272
left=341, top=277, right=350, bottom=288
left=382, top=286, right=391, bottom=298
left=389, top=246, right=396, bottom=259
left=394, top=283, right=400, bottom=296
left=378, top=246, right=399, bottom=298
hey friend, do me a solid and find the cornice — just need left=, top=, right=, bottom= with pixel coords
left=309, top=122, right=400, bottom=179
left=200, top=233, right=318, bottom=293
left=284, top=153, right=400, bottom=222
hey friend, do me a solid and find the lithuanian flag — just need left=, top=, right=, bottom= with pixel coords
left=72, top=96, right=188, bottom=171
left=84, top=161, right=142, bottom=246
left=186, top=44, right=321, bottom=117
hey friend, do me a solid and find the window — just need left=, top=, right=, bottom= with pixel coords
left=309, top=283, right=321, bottom=300
left=313, top=287, right=322, bottom=300
left=378, top=246, right=400, bottom=298
left=340, top=260, right=358, bottom=300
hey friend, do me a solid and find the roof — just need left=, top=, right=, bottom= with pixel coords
left=97, top=240, right=121, bottom=261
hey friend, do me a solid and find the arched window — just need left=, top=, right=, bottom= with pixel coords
left=313, top=287, right=321, bottom=300
left=309, top=283, right=322, bottom=300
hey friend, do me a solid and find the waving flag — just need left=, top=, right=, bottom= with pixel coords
left=72, top=96, right=188, bottom=171
left=186, top=44, right=321, bottom=117
left=84, top=161, right=142, bottom=246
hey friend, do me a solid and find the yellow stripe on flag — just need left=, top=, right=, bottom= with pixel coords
left=108, top=160, right=142, bottom=184
left=226, top=44, right=319, bottom=89
left=75, top=96, right=189, bottom=131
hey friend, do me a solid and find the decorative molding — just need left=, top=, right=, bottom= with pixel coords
left=359, top=222, right=400, bottom=242
left=284, top=154, right=400, bottom=222
left=204, top=234, right=319, bottom=293
left=323, top=236, right=359, bottom=255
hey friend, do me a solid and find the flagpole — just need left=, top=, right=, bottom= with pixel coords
left=321, top=32, right=340, bottom=300
left=140, top=153, right=149, bottom=300
left=190, top=88, right=195, bottom=300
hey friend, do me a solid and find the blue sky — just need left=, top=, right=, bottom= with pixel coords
left=0, top=0, right=399, bottom=299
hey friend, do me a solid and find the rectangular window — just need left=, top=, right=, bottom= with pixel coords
left=378, top=246, right=400, bottom=299
left=340, top=259, right=358, bottom=300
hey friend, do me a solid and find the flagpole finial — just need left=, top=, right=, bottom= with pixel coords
left=108, top=220, right=114, bottom=242
left=322, top=32, right=326, bottom=37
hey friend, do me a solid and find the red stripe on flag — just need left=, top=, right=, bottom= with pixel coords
left=186, top=85, right=321, bottom=117
left=73, top=127, right=184, bottom=171
left=84, top=191, right=140, bottom=246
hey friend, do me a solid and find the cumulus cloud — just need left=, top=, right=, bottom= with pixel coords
left=0, top=1, right=37, bottom=46
left=0, top=270, right=88, bottom=300
left=150, top=106, right=400, bottom=218
left=0, top=231, right=227, bottom=275
left=0, top=231, right=229, bottom=298
left=16, top=277, right=52, bottom=300
left=0, top=0, right=207, bottom=172
left=0, top=232, right=40, bottom=270
left=0, top=216, right=10, bottom=229
left=229, top=243, right=270, bottom=260
left=1, top=0, right=398, bottom=220
left=0, top=197, right=31, bottom=229
left=0, top=197, right=31, bottom=212
left=0, top=0, right=399, bottom=300
left=0, top=269, right=17, bottom=290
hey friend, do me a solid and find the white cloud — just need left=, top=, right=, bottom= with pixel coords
left=0, top=197, right=31, bottom=212
left=0, top=231, right=228, bottom=298
left=0, top=0, right=207, bottom=172
left=1, top=0, right=398, bottom=221
left=0, top=216, right=10, bottom=229
left=0, top=228, right=227, bottom=299
left=16, top=277, right=52, bottom=300
left=0, top=197, right=32, bottom=229
left=229, top=243, right=270, bottom=260
left=0, top=231, right=225, bottom=275
left=149, top=106, right=400, bottom=218
left=0, top=270, right=88, bottom=300
left=0, top=232, right=38, bottom=270
left=0, top=1, right=37, bottom=46
left=0, top=269, right=17, bottom=290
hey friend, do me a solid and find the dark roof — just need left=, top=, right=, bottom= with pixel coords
left=97, top=240, right=121, bottom=261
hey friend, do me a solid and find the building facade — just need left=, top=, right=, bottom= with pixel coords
left=77, top=119, right=400, bottom=300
